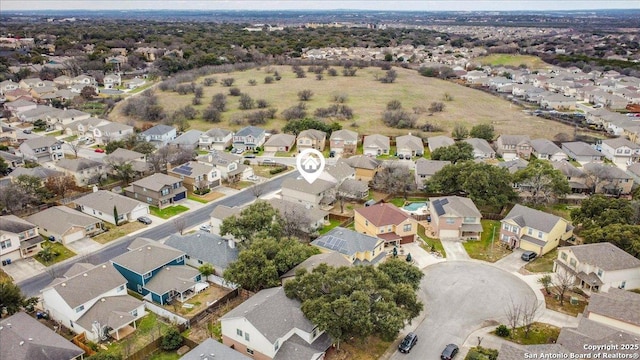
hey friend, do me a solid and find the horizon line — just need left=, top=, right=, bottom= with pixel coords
left=4, top=8, right=640, bottom=12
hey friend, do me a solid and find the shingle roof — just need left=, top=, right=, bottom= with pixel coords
left=74, top=190, right=147, bottom=216
left=9, top=167, right=63, bottom=180
left=430, top=196, right=482, bottom=218
left=330, top=129, right=358, bottom=142
left=497, top=158, right=529, bottom=173
left=396, top=134, right=424, bottom=151
left=586, top=289, right=640, bottom=327
left=210, top=205, right=243, bottom=221
left=363, top=134, right=390, bottom=150
left=312, top=227, right=382, bottom=256
left=463, top=138, right=495, bottom=154
left=165, top=232, right=239, bottom=271
left=503, top=204, right=567, bottom=233
left=143, top=265, right=200, bottom=295
left=282, top=178, right=336, bottom=195
left=169, top=161, right=214, bottom=178
left=583, top=162, right=632, bottom=179
left=75, top=295, right=142, bottom=332
left=343, top=155, right=381, bottom=170
left=298, top=129, right=327, bottom=140
left=97, top=122, right=133, bottom=133
left=140, top=124, right=175, bottom=136
left=111, top=240, right=185, bottom=275
left=281, top=252, right=352, bottom=279
left=203, top=128, right=232, bottom=137
left=181, top=338, right=252, bottom=360
left=235, top=125, right=265, bottom=137
left=274, top=332, right=332, bottom=360
left=562, top=141, right=602, bottom=157
left=131, top=173, right=180, bottom=191
left=21, top=136, right=59, bottom=149
left=55, top=158, right=102, bottom=172
left=27, top=206, right=100, bottom=236
left=415, top=159, right=450, bottom=176
left=427, top=135, right=455, bottom=151
left=0, top=215, right=37, bottom=234
left=105, top=148, right=145, bottom=162
left=551, top=160, right=584, bottom=178
left=601, top=137, right=640, bottom=150
left=339, top=178, right=369, bottom=194
left=169, top=129, right=203, bottom=146
left=266, top=198, right=328, bottom=223
left=264, top=133, right=296, bottom=148
left=355, top=203, right=411, bottom=226
left=499, top=134, right=531, bottom=145
left=324, top=160, right=355, bottom=181
left=45, top=263, right=126, bottom=308
left=562, top=242, right=640, bottom=271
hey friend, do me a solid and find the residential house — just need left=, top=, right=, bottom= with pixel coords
left=41, top=262, right=146, bottom=342
left=209, top=205, right=243, bottom=235
left=137, top=124, right=177, bottom=147
left=363, top=134, right=390, bottom=156
left=61, top=117, right=109, bottom=137
left=8, top=167, right=63, bottom=184
left=428, top=196, right=483, bottom=240
left=497, top=158, right=530, bottom=174
left=104, top=147, right=150, bottom=174
left=539, top=93, right=577, bottom=110
left=337, top=178, right=370, bottom=200
left=280, top=252, right=352, bottom=284
left=584, top=289, right=640, bottom=335
left=3, top=88, right=32, bottom=102
left=169, top=129, right=203, bottom=149
left=46, top=109, right=91, bottom=127
left=17, top=136, right=64, bottom=163
left=463, top=138, right=496, bottom=159
left=26, top=206, right=103, bottom=245
left=0, top=124, right=17, bottom=144
left=530, top=138, right=568, bottom=161
left=197, top=150, right=251, bottom=182
left=297, top=129, right=327, bottom=153
left=0, top=215, right=43, bottom=265
left=582, top=162, right=634, bottom=195
left=111, top=239, right=207, bottom=305
left=354, top=203, right=418, bottom=246
left=103, top=74, right=121, bottom=89
left=599, top=137, right=640, bottom=166
left=495, top=135, right=532, bottom=160
left=53, top=75, right=74, bottom=88
left=414, top=159, right=450, bottom=189
left=73, top=190, right=150, bottom=225
left=70, top=83, right=98, bottom=94
left=0, top=79, right=19, bottom=95
left=181, top=338, right=252, bottom=360
left=311, top=227, right=385, bottom=265
left=281, top=178, right=336, bottom=208
left=17, top=105, right=61, bottom=123
left=554, top=243, right=640, bottom=294
left=0, top=312, right=85, bottom=360
left=126, top=77, right=146, bottom=90
left=266, top=198, right=328, bottom=233
left=562, top=142, right=604, bottom=164
left=198, top=128, right=233, bottom=150
left=342, top=155, right=382, bottom=182
left=626, top=162, right=640, bottom=185
left=19, top=77, right=46, bottom=89
left=220, top=287, right=332, bottom=360
left=0, top=150, right=23, bottom=168
left=329, top=129, right=358, bottom=156
left=3, top=98, right=36, bottom=114
left=165, top=232, right=239, bottom=279
left=263, top=133, right=296, bottom=153
left=168, top=161, right=220, bottom=193
left=54, top=158, right=106, bottom=185
left=396, top=133, right=424, bottom=159
left=72, top=75, right=97, bottom=87
left=232, top=126, right=266, bottom=151
left=551, top=160, right=589, bottom=195
left=427, top=135, right=455, bottom=153
left=124, top=173, right=188, bottom=209
left=95, top=122, right=135, bottom=143
left=500, top=204, right=573, bottom=256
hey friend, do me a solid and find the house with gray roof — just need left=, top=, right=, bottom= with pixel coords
left=263, top=133, right=296, bottom=153
left=329, top=129, right=358, bottom=155
left=73, top=190, right=149, bottom=225
left=311, top=227, right=385, bottom=265
left=169, top=129, right=203, bottom=149
left=95, top=122, right=134, bottom=143
left=45, top=108, right=91, bottom=127
left=0, top=150, right=23, bottom=168
left=137, top=124, right=176, bottom=147
left=8, top=166, right=63, bottom=182
left=17, top=136, right=64, bottom=163
left=599, top=137, right=640, bottom=166
left=17, top=105, right=62, bottom=123
left=168, top=161, right=220, bottom=193
left=266, top=198, right=328, bottom=233
left=363, top=134, right=390, bottom=156
left=495, top=134, right=532, bottom=160
left=342, top=155, right=381, bottom=181
left=281, top=178, right=336, bottom=209
left=530, top=138, right=567, bottom=161
left=104, top=147, right=150, bottom=174
left=415, top=159, right=450, bottom=189
left=124, top=173, right=188, bottom=209
left=197, top=150, right=252, bottom=182
left=220, top=287, right=332, bottom=360
left=497, top=158, right=529, bottom=174
left=427, top=135, right=455, bottom=153
left=232, top=126, right=266, bottom=151
left=54, top=158, right=106, bottom=185
left=26, top=206, right=103, bottom=245
left=551, top=160, right=589, bottom=195
left=500, top=204, right=573, bottom=256
left=41, top=262, right=145, bottom=342
left=0, top=215, right=43, bottom=265
left=337, top=178, right=369, bottom=200
left=562, top=141, right=603, bottom=164
left=209, top=205, right=243, bottom=235
left=555, top=243, right=640, bottom=294
left=165, top=231, right=239, bottom=278
left=463, top=138, right=496, bottom=159
left=61, top=116, right=109, bottom=136
left=280, top=252, right=352, bottom=284
left=181, top=338, right=252, bottom=360
left=297, top=129, right=327, bottom=153
left=396, top=133, right=424, bottom=159
left=428, top=196, right=483, bottom=240
left=198, top=128, right=233, bottom=151
left=583, top=289, right=640, bottom=334
left=582, top=162, right=634, bottom=195
left=0, top=312, right=85, bottom=360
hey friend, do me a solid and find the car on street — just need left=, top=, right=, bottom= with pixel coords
left=137, top=216, right=152, bottom=225
left=441, top=344, right=459, bottom=360
left=521, top=250, right=537, bottom=261
left=94, top=148, right=105, bottom=153
left=262, top=159, right=275, bottom=164
left=244, top=154, right=256, bottom=159
left=22, top=129, right=32, bottom=134
left=398, top=332, right=418, bottom=353
left=199, top=224, right=212, bottom=232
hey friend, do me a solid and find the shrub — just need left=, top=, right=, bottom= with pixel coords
left=248, top=79, right=257, bottom=86
left=221, top=78, right=235, bottom=87
left=264, top=76, right=274, bottom=84
left=203, top=77, right=217, bottom=86
left=465, top=347, right=499, bottom=360
left=229, top=87, right=241, bottom=96
left=243, top=160, right=250, bottom=165
left=269, top=166, right=287, bottom=175
left=161, top=327, right=183, bottom=351
left=495, top=325, right=510, bottom=337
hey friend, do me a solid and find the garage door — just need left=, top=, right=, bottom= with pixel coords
left=439, top=229, right=460, bottom=239
left=63, top=231, right=85, bottom=244
left=130, top=206, right=150, bottom=220
left=173, top=191, right=186, bottom=202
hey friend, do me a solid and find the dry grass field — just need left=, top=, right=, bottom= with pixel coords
left=109, top=65, right=572, bottom=140
left=475, top=54, right=553, bottom=70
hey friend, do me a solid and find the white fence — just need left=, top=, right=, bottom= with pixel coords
left=143, top=301, right=189, bottom=326
left=207, top=274, right=239, bottom=289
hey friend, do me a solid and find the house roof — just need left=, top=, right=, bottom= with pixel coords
left=503, top=204, right=567, bottom=233
left=339, top=178, right=369, bottom=194
left=210, top=205, right=243, bottom=221
left=463, top=138, right=495, bottom=154
left=355, top=203, right=411, bottom=226
left=343, top=155, right=381, bottom=170
left=169, top=161, right=213, bottom=179
left=363, top=134, right=390, bottom=150
left=6, top=99, right=35, bottom=108
left=274, top=332, right=332, bottom=360
left=140, top=124, right=175, bottom=136
left=165, top=232, right=239, bottom=271
left=105, top=147, right=145, bottom=162
left=63, top=117, right=107, bottom=131
left=266, top=198, right=328, bottom=223
left=396, top=134, right=424, bottom=151
left=203, top=128, right=232, bottom=137
left=55, top=158, right=102, bottom=172
left=220, top=287, right=315, bottom=343
left=0, top=312, right=85, bottom=360
left=586, top=288, right=640, bottom=327
left=169, top=129, right=203, bottom=146
left=264, top=133, right=296, bottom=147
left=427, top=135, right=455, bottom=151
left=44, top=262, right=126, bottom=308
left=298, top=129, right=326, bottom=140
left=282, top=177, right=336, bottom=195
left=312, top=227, right=382, bottom=257
left=181, top=338, right=252, bottom=360
left=0, top=215, right=36, bottom=234
left=324, top=160, right=355, bottom=181
left=21, top=136, right=59, bottom=149
left=144, top=265, right=200, bottom=295
left=583, top=162, right=632, bottom=179
left=111, top=240, right=185, bottom=275
left=529, top=138, right=562, bottom=155
left=27, top=206, right=100, bottom=236
left=562, top=141, right=602, bottom=157
left=75, top=295, right=142, bottom=333
left=499, top=134, right=531, bottom=145
left=330, top=129, right=358, bottom=142
left=97, top=122, right=133, bottom=133
left=9, top=167, right=63, bottom=180
left=561, top=242, right=640, bottom=271
left=280, top=252, right=352, bottom=279
left=235, top=125, right=265, bottom=138
left=551, top=160, right=584, bottom=177
left=430, top=196, right=482, bottom=218
left=415, top=159, right=450, bottom=176
left=131, top=173, right=181, bottom=192
left=74, top=190, right=147, bottom=216
left=601, top=137, right=640, bottom=150
left=497, top=158, right=529, bottom=173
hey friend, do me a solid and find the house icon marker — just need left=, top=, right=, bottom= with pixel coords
left=302, top=155, right=321, bottom=172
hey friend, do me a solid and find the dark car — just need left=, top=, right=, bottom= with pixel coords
left=398, top=332, right=418, bottom=353
left=441, top=344, right=459, bottom=360
left=137, top=216, right=152, bottom=225
left=521, top=251, right=537, bottom=261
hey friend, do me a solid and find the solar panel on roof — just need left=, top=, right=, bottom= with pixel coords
left=173, top=168, right=192, bottom=176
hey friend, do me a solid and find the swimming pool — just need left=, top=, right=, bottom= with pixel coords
left=403, top=202, right=428, bottom=211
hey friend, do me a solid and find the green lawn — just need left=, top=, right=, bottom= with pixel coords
left=463, top=220, right=511, bottom=262
left=475, top=54, right=552, bottom=70
left=418, top=224, right=446, bottom=258
left=376, top=146, right=397, bottom=159
left=149, top=352, right=180, bottom=360
left=196, top=149, right=209, bottom=155
left=63, top=135, right=78, bottom=142
left=388, top=197, right=428, bottom=207
left=496, top=322, right=561, bottom=345
left=319, top=218, right=342, bottom=235
left=524, top=249, right=557, bottom=273
left=187, top=194, right=210, bottom=204
left=34, top=241, right=77, bottom=266
left=150, top=205, right=190, bottom=219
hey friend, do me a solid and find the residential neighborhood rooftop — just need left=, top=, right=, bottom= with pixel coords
left=111, top=239, right=185, bottom=275
left=561, top=242, right=640, bottom=271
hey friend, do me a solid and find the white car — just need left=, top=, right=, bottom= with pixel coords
left=199, top=224, right=212, bottom=233
left=247, top=175, right=259, bottom=181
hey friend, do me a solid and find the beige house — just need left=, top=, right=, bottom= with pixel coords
left=329, top=129, right=358, bottom=156
left=495, top=135, right=532, bottom=160
left=354, top=203, right=418, bottom=245
left=363, top=134, right=390, bottom=156
left=584, top=289, right=640, bottom=335
left=428, top=196, right=483, bottom=240
left=168, top=161, right=221, bottom=194
left=26, top=206, right=103, bottom=245
left=583, top=162, right=634, bottom=195
left=54, top=158, right=106, bottom=186
left=554, top=242, right=640, bottom=293
left=342, top=155, right=382, bottom=182
left=311, top=227, right=386, bottom=265
left=124, top=173, right=187, bottom=209
left=297, top=129, right=327, bottom=153
left=0, top=215, right=43, bottom=265
left=281, top=178, right=336, bottom=208
left=263, top=133, right=296, bottom=153
left=500, top=204, right=573, bottom=256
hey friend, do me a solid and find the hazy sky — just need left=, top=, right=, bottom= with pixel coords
left=3, top=0, right=639, bottom=11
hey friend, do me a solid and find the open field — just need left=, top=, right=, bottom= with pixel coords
left=109, top=65, right=572, bottom=140
left=475, top=54, right=553, bottom=70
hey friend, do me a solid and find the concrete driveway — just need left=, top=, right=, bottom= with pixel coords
left=388, top=261, right=536, bottom=360
left=2, top=257, right=46, bottom=283
left=440, top=239, right=471, bottom=260
left=493, top=248, right=527, bottom=273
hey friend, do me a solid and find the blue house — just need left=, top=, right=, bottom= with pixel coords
left=110, top=238, right=206, bottom=305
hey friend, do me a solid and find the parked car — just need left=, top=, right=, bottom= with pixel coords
left=398, top=332, right=418, bottom=353
left=247, top=175, right=259, bottom=181
left=94, top=148, right=105, bottom=153
left=262, top=159, right=275, bottom=164
left=441, top=344, right=459, bottom=360
left=137, top=216, right=152, bottom=225
left=244, top=154, right=256, bottom=159
left=199, top=224, right=212, bottom=232
left=22, top=129, right=32, bottom=134
left=521, top=251, right=537, bottom=261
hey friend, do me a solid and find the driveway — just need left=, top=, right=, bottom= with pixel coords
left=388, top=261, right=536, bottom=360
left=440, top=239, right=471, bottom=260
left=493, top=248, right=526, bottom=273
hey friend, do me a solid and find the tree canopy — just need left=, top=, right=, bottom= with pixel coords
left=282, top=118, right=341, bottom=136
left=580, top=224, right=640, bottom=259
left=430, top=142, right=474, bottom=163
left=0, top=281, right=37, bottom=315
left=513, top=159, right=570, bottom=205
left=570, top=195, right=636, bottom=229
left=470, top=124, right=495, bottom=141
left=219, top=201, right=283, bottom=247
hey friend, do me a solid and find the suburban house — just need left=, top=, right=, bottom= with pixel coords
left=61, top=117, right=109, bottom=136
left=428, top=196, right=483, bottom=240
left=220, top=286, right=332, bottom=360
left=41, top=262, right=146, bottom=342
left=312, top=227, right=386, bottom=265
left=555, top=242, right=640, bottom=293
left=0, top=79, right=20, bottom=94
left=0, top=215, right=43, bottom=265
left=329, top=129, right=358, bottom=156
left=582, top=162, right=634, bottom=195
left=415, top=159, right=450, bottom=189
left=427, top=135, right=455, bottom=153
left=342, top=155, right=382, bottom=182
left=500, top=204, right=573, bottom=256
left=280, top=252, right=352, bottom=284
left=0, top=312, right=85, bottom=360
left=266, top=198, right=329, bottom=233
left=263, top=133, right=296, bottom=153
left=297, top=129, right=327, bottom=153
left=4, top=98, right=36, bottom=114
left=281, top=178, right=336, bottom=208
left=111, top=239, right=207, bottom=305
left=8, top=167, right=63, bottom=184
left=0, top=150, right=23, bottom=168
left=354, top=203, right=418, bottom=246
left=197, top=151, right=251, bottom=182
left=137, top=124, right=177, bottom=147
left=53, top=158, right=106, bottom=186
left=551, top=160, right=589, bottom=195
left=103, top=74, right=121, bottom=89
left=104, top=148, right=150, bottom=174
left=562, top=142, right=604, bottom=164
left=165, top=232, right=239, bottom=279
left=396, top=133, right=424, bottom=159
left=73, top=190, right=150, bottom=225
left=463, top=138, right=496, bottom=159
left=169, top=129, right=204, bottom=149
left=495, top=135, right=532, bottom=160
left=363, top=134, right=390, bottom=156
left=337, top=178, right=370, bottom=200
left=17, top=136, right=64, bottom=163
left=46, top=109, right=91, bottom=127
left=599, top=137, right=640, bottom=166
left=26, top=206, right=103, bottom=245
left=124, top=173, right=188, bottom=209
left=584, top=289, right=640, bottom=335
left=198, top=128, right=233, bottom=151
left=530, top=138, right=568, bottom=161
left=209, top=205, right=243, bottom=236
left=126, top=77, right=146, bottom=89
left=95, top=122, right=135, bottom=143
left=181, top=338, right=252, bottom=360
left=72, top=74, right=97, bottom=87
left=232, top=126, right=266, bottom=151
left=168, top=161, right=221, bottom=193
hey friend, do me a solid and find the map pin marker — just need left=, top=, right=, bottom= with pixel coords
left=296, top=148, right=326, bottom=184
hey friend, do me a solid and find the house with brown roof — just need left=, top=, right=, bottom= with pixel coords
left=297, top=129, right=327, bottom=153
left=342, top=155, right=382, bottom=182
left=124, top=173, right=188, bottom=209
left=26, top=206, right=103, bottom=245
left=354, top=203, right=418, bottom=246
left=428, top=196, right=483, bottom=240
left=329, top=129, right=358, bottom=156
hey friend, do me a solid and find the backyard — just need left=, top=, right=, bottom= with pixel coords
left=150, top=205, right=190, bottom=219
left=326, top=335, right=392, bottom=360
left=542, top=288, right=588, bottom=317
left=160, top=284, right=234, bottom=317
left=463, top=220, right=511, bottom=262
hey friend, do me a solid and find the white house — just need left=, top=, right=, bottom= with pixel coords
left=599, top=138, right=640, bottom=166
left=198, top=128, right=233, bottom=151
left=0, top=215, right=43, bottom=265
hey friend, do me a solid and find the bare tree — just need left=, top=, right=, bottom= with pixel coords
left=552, top=270, right=576, bottom=306
left=250, top=182, right=266, bottom=199
left=504, top=297, right=522, bottom=331
left=521, top=299, right=542, bottom=338
left=67, top=141, right=82, bottom=158
left=44, top=175, right=76, bottom=200
left=281, top=206, right=312, bottom=239
left=173, top=217, right=187, bottom=235
left=371, top=162, right=416, bottom=199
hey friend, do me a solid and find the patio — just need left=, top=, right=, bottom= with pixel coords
left=161, top=283, right=233, bottom=317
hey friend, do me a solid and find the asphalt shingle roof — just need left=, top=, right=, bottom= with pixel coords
left=355, top=203, right=411, bottom=226
left=563, top=242, right=640, bottom=271
left=45, top=263, right=127, bottom=308
left=312, top=227, right=381, bottom=256
left=165, top=232, right=239, bottom=271
left=74, top=190, right=146, bottom=216
left=111, top=240, right=185, bottom=275
left=503, top=204, right=567, bottom=233
left=26, top=206, right=100, bottom=236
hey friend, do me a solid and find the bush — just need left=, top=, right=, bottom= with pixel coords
left=269, top=166, right=287, bottom=175
left=161, top=327, right=183, bottom=351
left=495, top=324, right=510, bottom=337
left=194, top=188, right=211, bottom=195
left=221, top=78, right=235, bottom=87
left=229, top=87, right=241, bottom=96
left=264, top=76, right=274, bottom=84
left=465, top=347, right=499, bottom=360
left=243, top=160, right=250, bottom=165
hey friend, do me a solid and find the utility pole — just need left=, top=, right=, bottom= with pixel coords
left=490, top=224, right=496, bottom=257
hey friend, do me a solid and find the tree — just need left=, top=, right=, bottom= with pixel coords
left=371, top=163, right=415, bottom=199
left=428, top=102, right=445, bottom=113
left=67, top=141, right=82, bottom=158
left=105, top=140, right=127, bottom=154
left=470, top=124, right=495, bottom=141
left=503, top=297, right=522, bottom=331
left=521, top=299, right=542, bottom=339
left=220, top=78, right=235, bottom=87
left=108, top=161, right=136, bottom=186
left=378, top=258, right=424, bottom=290
left=132, top=141, right=156, bottom=155
left=0, top=157, right=8, bottom=176
left=0, top=183, right=32, bottom=213
left=44, top=175, right=76, bottom=199
left=33, top=119, right=47, bottom=131
left=379, top=69, right=397, bottom=83
left=538, top=274, right=552, bottom=295
left=219, top=201, right=283, bottom=247
left=173, top=217, right=187, bottom=235
left=552, top=270, right=576, bottom=306
left=431, top=142, right=474, bottom=163
left=87, top=353, right=123, bottom=360
left=387, top=100, right=402, bottom=110
left=570, top=195, right=635, bottom=229
left=239, top=94, right=254, bottom=110
left=113, top=206, right=119, bottom=226
left=513, top=160, right=570, bottom=205
left=451, top=124, right=469, bottom=140
left=282, top=118, right=341, bottom=136
left=15, top=174, right=50, bottom=203
left=297, top=89, right=314, bottom=101
left=81, top=86, right=97, bottom=100
left=0, top=281, right=27, bottom=315
left=199, top=263, right=215, bottom=277
left=161, top=327, right=183, bottom=351
left=580, top=224, right=640, bottom=259
left=203, top=106, right=222, bottom=123
left=280, top=206, right=314, bottom=238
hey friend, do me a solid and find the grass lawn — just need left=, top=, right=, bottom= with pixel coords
left=418, top=224, right=446, bottom=258
left=387, top=197, right=428, bottom=207
left=524, top=249, right=557, bottom=273
left=463, top=220, right=511, bottom=262
left=376, top=146, right=397, bottom=160
left=496, top=322, right=561, bottom=345
left=0, top=268, right=13, bottom=283
left=63, top=135, right=78, bottom=142
left=34, top=241, right=76, bottom=266
left=251, top=164, right=293, bottom=178
left=148, top=352, right=180, bottom=360
left=93, top=221, right=146, bottom=244
left=150, top=205, right=190, bottom=219
left=630, top=288, right=640, bottom=294
left=319, top=218, right=343, bottom=235
left=326, top=336, right=391, bottom=360
left=542, top=289, right=588, bottom=317
left=46, top=130, right=63, bottom=136
left=475, top=54, right=552, bottom=70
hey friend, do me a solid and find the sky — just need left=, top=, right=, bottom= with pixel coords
left=2, top=0, right=639, bottom=12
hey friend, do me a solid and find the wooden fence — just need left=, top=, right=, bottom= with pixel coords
left=72, top=333, right=96, bottom=357
left=188, top=288, right=240, bottom=327
left=126, top=336, right=198, bottom=360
